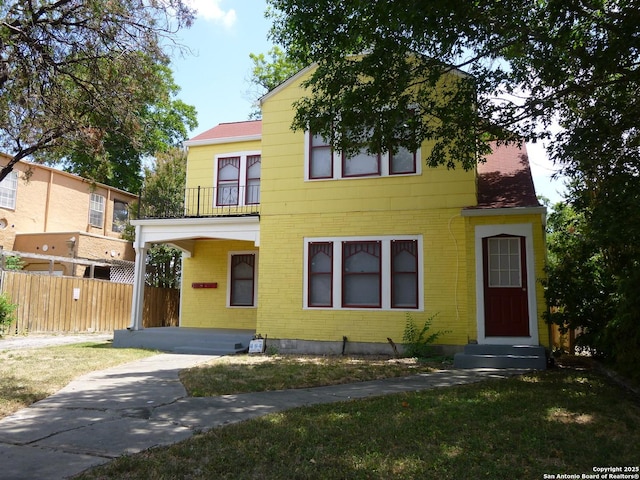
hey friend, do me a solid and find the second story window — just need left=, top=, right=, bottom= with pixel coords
left=306, top=131, right=419, bottom=180
left=214, top=153, right=261, bottom=207
left=89, top=193, right=105, bottom=227
left=0, top=171, right=18, bottom=210
left=112, top=200, right=129, bottom=232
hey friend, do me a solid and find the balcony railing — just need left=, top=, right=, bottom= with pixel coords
left=137, top=186, right=260, bottom=219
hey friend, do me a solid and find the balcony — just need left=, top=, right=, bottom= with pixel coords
left=137, top=186, right=260, bottom=219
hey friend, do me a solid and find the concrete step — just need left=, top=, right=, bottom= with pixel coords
left=454, top=344, right=547, bottom=370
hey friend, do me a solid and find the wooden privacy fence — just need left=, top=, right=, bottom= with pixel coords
left=0, top=271, right=179, bottom=335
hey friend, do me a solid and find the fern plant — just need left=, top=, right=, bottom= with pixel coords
left=402, top=313, right=449, bottom=358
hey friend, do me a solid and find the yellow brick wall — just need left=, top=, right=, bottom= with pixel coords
left=186, top=139, right=262, bottom=190
left=181, top=239, right=258, bottom=330
left=255, top=209, right=470, bottom=345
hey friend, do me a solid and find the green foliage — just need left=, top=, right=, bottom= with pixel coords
left=3, top=255, right=25, bottom=271
left=0, top=0, right=195, bottom=185
left=402, top=313, right=449, bottom=359
left=246, top=46, right=305, bottom=119
left=0, top=293, right=17, bottom=336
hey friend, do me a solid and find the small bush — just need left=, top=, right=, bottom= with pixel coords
left=402, top=313, right=449, bottom=359
left=0, top=293, right=17, bottom=336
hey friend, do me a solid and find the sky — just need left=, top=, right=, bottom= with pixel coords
left=172, top=0, right=566, bottom=204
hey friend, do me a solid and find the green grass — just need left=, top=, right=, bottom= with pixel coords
left=76, top=359, right=640, bottom=480
left=0, top=342, right=157, bottom=418
left=180, top=354, right=449, bottom=396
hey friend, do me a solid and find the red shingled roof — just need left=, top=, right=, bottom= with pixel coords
left=189, top=120, right=262, bottom=142
left=474, top=142, right=541, bottom=209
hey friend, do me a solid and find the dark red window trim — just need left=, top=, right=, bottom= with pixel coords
left=341, top=241, right=382, bottom=308
left=341, top=150, right=381, bottom=178
left=308, top=242, right=333, bottom=307
left=389, top=148, right=417, bottom=175
left=245, top=154, right=261, bottom=205
left=391, top=239, right=419, bottom=309
left=230, top=254, right=255, bottom=306
left=217, top=156, right=240, bottom=206
left=309, top=133, right=333, bottom=180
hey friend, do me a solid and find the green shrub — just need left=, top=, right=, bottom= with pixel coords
left=402, top=313, right=449, bottom=359
left=0, top=293, right=17, bottom=336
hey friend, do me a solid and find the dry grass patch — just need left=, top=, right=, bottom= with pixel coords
left=0, top=342, right=156, bottom=418
left=180, top=354, right=450, bottom=396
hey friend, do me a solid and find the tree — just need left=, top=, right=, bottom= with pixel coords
left=246, top=46, right=305, bottom=119
left=124, top=147, right=186, bottom=288
left=267, top=0, right=640, bottom=375
left=0, top=0, right=195, bottom=184
left=56, top=64, right=197, bottom=193
left=267, top=0, right=639, bottom=167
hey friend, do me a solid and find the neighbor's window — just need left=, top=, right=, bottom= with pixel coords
left=0, top=171, right=18, bottom=210
left=89, top=193, right=105, bottom=227
left=112, top=200, right=129, bottom=232
left=230, top=253, right=256, bottom=307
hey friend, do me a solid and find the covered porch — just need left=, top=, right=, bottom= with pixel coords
left=120, top=214, right=260, bottom=352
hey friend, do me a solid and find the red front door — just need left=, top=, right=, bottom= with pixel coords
left=482, top=235, right=530, bottom=337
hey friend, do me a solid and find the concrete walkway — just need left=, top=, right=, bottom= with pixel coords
left=0, top=353, right=529, bottom=480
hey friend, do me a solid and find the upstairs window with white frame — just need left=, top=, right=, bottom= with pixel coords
left=89, top=193, right=105, bottom=227
left=215, top=153, right=261, bottom=207
left=306, top=129, right=419, bottom=181
left=305, top=236, right=422, bottom=310
left=0, top=171, right=18, bottom=210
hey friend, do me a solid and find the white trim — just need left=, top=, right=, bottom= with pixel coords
left=303, top=235, right=424, bottom=311
left=303, top=131, right=422, bottom=181
left=184, top=134, right=261, bottom=148
left=226, top=250, right=259, bottom=308
left=462, top=206, right=546, bottom=217
left=474, top=223, right=539, bottom=345
left=259, top=64, right=317, bottom=104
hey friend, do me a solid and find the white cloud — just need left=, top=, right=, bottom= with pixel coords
left=186, top=0, right=237, bottom=27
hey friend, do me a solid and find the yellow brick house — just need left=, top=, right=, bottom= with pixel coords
left=119, top=65, right=548, bottom=368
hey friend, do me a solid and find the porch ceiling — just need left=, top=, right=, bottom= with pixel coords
left=131, top=216, right=260, bottom=256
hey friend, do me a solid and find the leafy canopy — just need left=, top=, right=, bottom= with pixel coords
left=0, top=0, right=195, bottom=184
left=267, top=0, right=640, bottom=169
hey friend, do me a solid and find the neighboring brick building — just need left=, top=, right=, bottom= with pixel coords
left=0, top=153, right=136, bottom=279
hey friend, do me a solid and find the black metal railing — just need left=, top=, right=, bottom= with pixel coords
left=137, top=186, right=260, bottom=219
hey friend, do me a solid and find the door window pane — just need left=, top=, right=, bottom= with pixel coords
left=487, top=237, right=521, bottom=287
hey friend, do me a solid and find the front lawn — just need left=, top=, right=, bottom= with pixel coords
left=76, top=358, right=640, bottom=480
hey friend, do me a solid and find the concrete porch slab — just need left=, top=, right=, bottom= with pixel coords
left=112, top=327, right=256, bottom=355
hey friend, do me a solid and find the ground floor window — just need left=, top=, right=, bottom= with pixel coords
left=304, top=236, right=422, bottom=310
left=228, top=252, right=257, bottom=307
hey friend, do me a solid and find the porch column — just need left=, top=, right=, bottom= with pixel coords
left=129, top=225, right=148, bottom=330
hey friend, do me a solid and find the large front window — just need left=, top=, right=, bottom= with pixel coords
left=305, top=236, right=422, bottom=310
